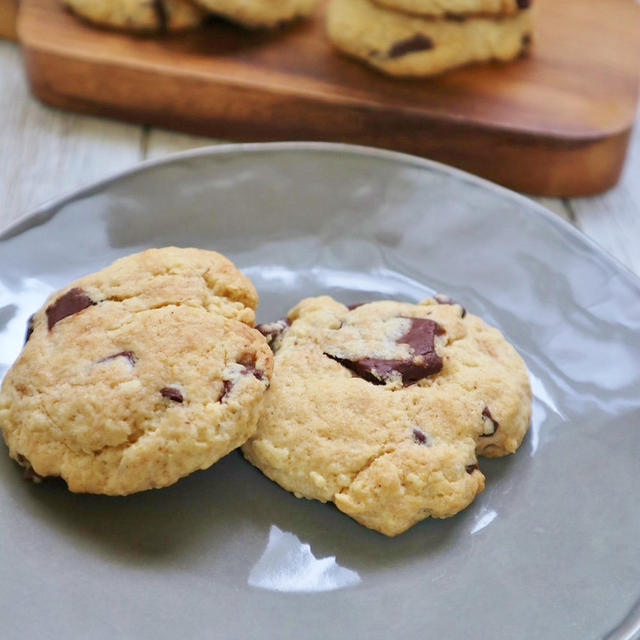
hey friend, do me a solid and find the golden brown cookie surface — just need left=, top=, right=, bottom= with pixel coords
left=0, top=248, right=272, bottom=495
left=372, top=0, right=531, bottom=18
left=63, top=0, right=205, bottom=32
left=243, top=296, right=531, bottom=536
left=190, top=0, right=318, bottom=27
left=327, top=0, right=534, bottom=77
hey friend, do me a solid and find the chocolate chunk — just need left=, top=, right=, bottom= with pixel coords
left=256, top=318, right=290, bottom=348
left=519, top=33, right=532, bottom=57
left=161, top=387, right=183, bottom=403
left=412, top=428, right=428, bottom=445
left=434, top=294, right=466, bottom=318
left=324, top=354, right=383, bottom=385
left=238, top=355, right=266, bottom=381
left=24, top=314, right=35, bottom=344
left=151, top=0, right=168, bottom=31
left=517, top=0, right=531, bottom=8
left=219, top=356, right=267, bottom=402
left=480, top=407, right=499, bottom=437
left=46, top=288, right=96, bottom=330
left=324, top=354, right=431, bottom=386
left=324, top=316, right=444, bottom=387
left=398, top=317, right=445, bottom=358
left=388, top=34, right=434, bottom=59
left=466, top=464, right=479, bottom=474
left=99, top=351, right=136, bottom=366
left=218, top=379, right=234, bottom=402
left=347, top=303, right=366, bottom=311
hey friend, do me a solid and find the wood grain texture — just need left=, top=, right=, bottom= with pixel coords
left=0, top=0, right=17, bottom=40
left=18, top=0, right=640, bottom=197
left=0, top=41, right=142, bottom=223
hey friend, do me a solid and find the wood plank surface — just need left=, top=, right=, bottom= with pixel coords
left=0, top=41, right=143, bottom=223
left=18, top=0, right=640, bottom=197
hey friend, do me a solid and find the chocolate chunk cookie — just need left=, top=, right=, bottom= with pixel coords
left=63, top=0, right=205, bottom=32
left=0, top=248, right=273, bottom=495
left=326, top=0, right=534, bottom=77
left=242, top=296, right=531, bottom=536
left=190, top=0, right=318, bottom=28
left=372, top=0, right=532, bottom=19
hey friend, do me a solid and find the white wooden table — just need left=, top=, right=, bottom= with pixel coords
left=1, top=39, right=639, bottom=277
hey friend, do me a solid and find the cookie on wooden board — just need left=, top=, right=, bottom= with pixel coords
left=327, top=0, right=534, bottom=76
left=191, top=0, right=318, bottom=28
left=372, top=0, right=532, bottom=19
left=63, top=0, right=205, bottom=32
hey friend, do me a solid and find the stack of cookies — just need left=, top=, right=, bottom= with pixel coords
left=326, top=0, right=534, bottom=76
left=64, top=0, right=318, bottom=32
left=0, top=248, right=532, bottom=536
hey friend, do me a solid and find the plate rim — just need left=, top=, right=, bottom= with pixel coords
left=1, top=141, right=639, bottom=295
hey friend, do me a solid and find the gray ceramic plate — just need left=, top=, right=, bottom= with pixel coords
left=1, top=143, right=639, bottom=640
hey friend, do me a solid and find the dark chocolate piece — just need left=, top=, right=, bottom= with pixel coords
left=434, top=294, right=466, bottom=318
left=444, top=12, right=467, bottom=22
left=347, top=303, right=366, bottom=311
left=256, top=318, right=290, bottom=348
left=24, top=314, right=35, bottom=344
left=99, top=351, right=136, bottom=366
left=46, top=288, right=96, bottom=330
left=388, top=34, right=433, bottom=59
left=324, top=316, right=444, bottom=387
left=324, top=354, right=384, bottom=385
left=325, top=354, right=438, bottom=386
left=466, top=464, right=479, bottom=474
left=397, top=317, right=445, bottom=358
left=239, top=354, right=266, bottom=381
left=480, top=407, right=499, bottom=437
left=412, top=428, right=428, bottom=445
left=218, top=379, right=234, bottom=402
left=161, top=387, right=183, bottom=403
left=218, top=357, right=266, bottom=402
left=517, top=0, right=531, bottom=8
left=151, top=0, right=168, bottom=31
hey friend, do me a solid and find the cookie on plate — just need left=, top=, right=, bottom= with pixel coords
left=191, top=0, right=318, bottom=28
left=326, top=0, right=534, bottom=76
left=0, top=248, right=273, bottom=495
left=243, top=296, right=531, bottom=536
left=63, top=0, right=205, bottom=32
left=371, top=0, right=531, bottom=18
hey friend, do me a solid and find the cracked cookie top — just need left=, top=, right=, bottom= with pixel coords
left=243, top=295, right=531, bottom=536
left=0, top=248, right=272, bottom=495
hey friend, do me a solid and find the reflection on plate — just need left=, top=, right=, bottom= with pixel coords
left=1, top=143, right=639, bottom=640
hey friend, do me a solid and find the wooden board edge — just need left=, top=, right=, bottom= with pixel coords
left=22, top=42, right=633, bottom=197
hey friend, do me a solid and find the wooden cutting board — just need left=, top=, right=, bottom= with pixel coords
left=16, top=0, right=640, bottom=196
left=0, top=0, right=17, bottom=38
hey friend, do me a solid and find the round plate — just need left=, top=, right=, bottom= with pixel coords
left=1, top=143, right=639, bottom=640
